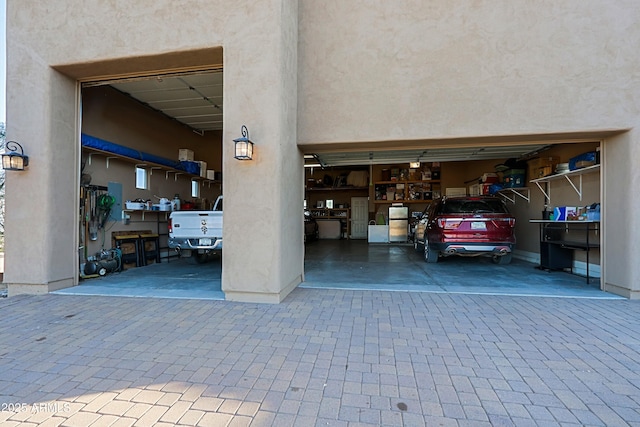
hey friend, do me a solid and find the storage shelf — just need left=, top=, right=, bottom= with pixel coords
left=374, top=179, right=441, bottom=204
left=374, top=200, right=433, bottom=204
left=496, top=187, right=530, bottom=204
left=308, top=208, right=350, bottom=238
left=306, top=187, right=368, bottom=192
left=530, top=164, right=600, bottom=203
left=375, top=180, right=440, bottom=185
left=83, top=147, right=220, bottom=184
left=123, top=209, right=170, bottom=221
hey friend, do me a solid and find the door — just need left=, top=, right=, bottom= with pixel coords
left=350, top=197, right=369, bottom=239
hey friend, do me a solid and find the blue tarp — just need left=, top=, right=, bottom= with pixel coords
left=81, top=134, right=200, bottom=175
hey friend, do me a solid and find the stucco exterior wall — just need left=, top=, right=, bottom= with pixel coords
left=296, top=0, right=639, bottom=298
left=5, top=0, right=639, bottom=299
left=297, top=0, right=638, bottom=143
left=6, top=0, right=303, bottom=301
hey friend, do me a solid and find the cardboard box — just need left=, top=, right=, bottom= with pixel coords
left=528, top=156, right=560, bottom=178
left=445, top=187, right=467, bottom=196
left=553, top=206, right=578, bottom=221
left=207, top=169, right=216, bottom=180
left=179, top=149, right=194, bottom=161
left=196, top=161, right=207, bottom=177
left=469, top=183, right=481, bottom=196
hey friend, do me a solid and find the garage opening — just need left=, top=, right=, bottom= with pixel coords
left=302, top=139, right=610, bottom=298
left=66, top=68, right=225, bottom=299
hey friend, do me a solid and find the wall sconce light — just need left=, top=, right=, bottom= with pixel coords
left=2, top=141, right=29, bottom=171
left=233, top=125, right=254, bottom=160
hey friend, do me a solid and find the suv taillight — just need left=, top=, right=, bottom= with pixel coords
left=437, top=218, right=461, bottom=229
left=168, top=218, right=173, bottom=233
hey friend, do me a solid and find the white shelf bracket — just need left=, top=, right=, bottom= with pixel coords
left=533, top=181, right=550, bottom=203
left=563, top=174, right=583, bottom=200
left=174, top=172, right=183, bottom=181
left=150, top=166, right=162, bottom=176
left=498, top=188, right=530, bottom=204
left=106, top=156, right=118, bottom=168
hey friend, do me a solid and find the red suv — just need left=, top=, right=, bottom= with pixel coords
left=413, top=196, right=516, bottom=264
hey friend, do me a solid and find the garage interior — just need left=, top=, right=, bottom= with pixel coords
left=63, top=67, right=609, bottom=300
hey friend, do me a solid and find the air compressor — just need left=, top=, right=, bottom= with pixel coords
left=83, top=249, right=120, bottom=277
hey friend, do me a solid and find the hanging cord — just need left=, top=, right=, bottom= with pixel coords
left=96, top=194, right=116, bottom=228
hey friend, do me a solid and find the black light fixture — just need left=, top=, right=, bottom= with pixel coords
left=233, top=125, right=254, bottom=160
left=2, top=141, right=29, bottom=171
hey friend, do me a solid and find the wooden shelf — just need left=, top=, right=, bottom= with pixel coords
left=374, top=179, right=440, bottom=204
left=374, top=200, right=433, bottom=204
left=306, top=186, right=369, bottom=192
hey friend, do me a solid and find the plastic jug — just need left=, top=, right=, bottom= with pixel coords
left=171, top=195, right=181, bottom=211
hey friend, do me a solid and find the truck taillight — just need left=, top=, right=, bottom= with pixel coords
left=509, top=218, right=516, bottom=227
left=168, top=218, right=172, bottom=233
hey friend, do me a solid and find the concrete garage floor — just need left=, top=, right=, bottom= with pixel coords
left=54, top=258, right=224, bottom=300
left=302, top=240, right=618, bottom=299
left=54, top=240, right=619, bottom=300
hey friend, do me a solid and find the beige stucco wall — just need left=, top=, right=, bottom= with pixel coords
left=5, top=0, right=639, bottom=299
left=297, top=1, right=637, bottom=143
left=296, top=1, right=638, bottom=297
left=6, top=0, right=303, bottom=301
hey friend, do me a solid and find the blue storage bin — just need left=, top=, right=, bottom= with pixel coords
left=503, top=169, right=526, bottom=188
left=569, top=151, right=598, bottom=170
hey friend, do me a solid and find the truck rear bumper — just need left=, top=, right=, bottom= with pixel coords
left=169, top=237, right=223, bottom=251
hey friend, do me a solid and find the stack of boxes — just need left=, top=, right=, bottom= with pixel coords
left=469, top=173, right=499, bottom=195
left=179, top=148, right=215, bottom=179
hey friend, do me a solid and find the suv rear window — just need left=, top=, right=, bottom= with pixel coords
left=439, top=198, right=508, bottom=214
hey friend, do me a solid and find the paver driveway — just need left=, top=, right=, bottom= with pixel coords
left=1, top=289, right=640, bottom=426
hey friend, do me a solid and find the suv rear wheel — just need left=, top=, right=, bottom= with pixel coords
left=492, top=253, right=512, bottom=265
left=423, top=236, right=439, bottom=263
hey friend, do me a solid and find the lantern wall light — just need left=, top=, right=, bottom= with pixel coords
left=233, top=125, right=254, bottom=160
left=2, top=141, right=29, bottom=171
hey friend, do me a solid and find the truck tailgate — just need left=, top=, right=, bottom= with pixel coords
left=170, top=212, right=222, bottom=238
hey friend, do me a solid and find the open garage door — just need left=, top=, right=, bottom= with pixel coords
left=302, top=138, right=606, bottom=297
left=69, top=69, right=225, bottom=299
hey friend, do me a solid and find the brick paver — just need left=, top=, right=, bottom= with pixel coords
left=1, top=290, right=640, bottom=425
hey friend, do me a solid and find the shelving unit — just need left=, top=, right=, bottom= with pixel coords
left=373, top=180, right=441, bottom=204
left=530, top=164, right=600, bottom=203
left=121, top=209, right=178, bottom=263
left=308, top=208, right=351, bottom=239
left=83, top=147, right=221, bottom=186
left=530, top=219, right=600, bottom=283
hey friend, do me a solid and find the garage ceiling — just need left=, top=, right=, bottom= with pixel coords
left=306, top=144, right=552, bottom=168
left=108, top=70, right=555, bottom=167
left=110, top=71, right=223, bottom=133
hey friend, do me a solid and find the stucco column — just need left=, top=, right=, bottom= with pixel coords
left=221, top=0, right=303, bottom=303
left=5, top=63, right=78, bottom=296
left=601, top=131, right=640, bottom=299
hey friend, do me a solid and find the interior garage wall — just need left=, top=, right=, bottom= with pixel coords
left=81, top=86, right=223, bottom=258
left=82, top=86, right=222, bottom=169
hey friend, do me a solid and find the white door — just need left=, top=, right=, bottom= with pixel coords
left=350, top=197, right=369, bottom=239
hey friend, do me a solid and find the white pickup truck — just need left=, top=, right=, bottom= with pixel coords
left=168, top=195, right=223, bottom=263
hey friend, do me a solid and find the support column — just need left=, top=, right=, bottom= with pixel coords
left=5, top=64, right=79, bottom=296
left=221, top=0, right=303, bottom=303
